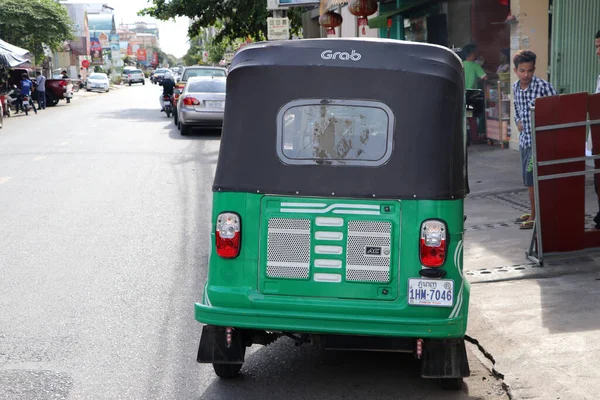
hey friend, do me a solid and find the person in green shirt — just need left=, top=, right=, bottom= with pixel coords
left=463, top=44, right=487, bottom=89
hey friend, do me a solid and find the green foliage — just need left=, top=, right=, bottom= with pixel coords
left=0, top=0, right=74, bottom=63
left=140, top=0, right=304, bottom=43
left=123, top=55, right=134, bottom=66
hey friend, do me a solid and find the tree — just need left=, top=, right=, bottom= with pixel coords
left=0, top=0, right=74, bottom=63
left=140, top=0, right=304, bottom=44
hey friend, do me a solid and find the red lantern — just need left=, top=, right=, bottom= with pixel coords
left=319, top=11, right=343, bottom=35
left=348, top=0, right=378, bottom=35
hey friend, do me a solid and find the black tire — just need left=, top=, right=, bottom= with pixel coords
left=173, top=112, right=178, bottom=126
left=165, top=109, right=171, bottom=118
left=142, top=81, right=145, bottom=85
left=440, top=378, right=463, bottom=391
left=177, top=121, right=181, bottom=131
left=46, top=93, right=59, bottom=107
left=129, top=82, right=131, bottom=86
left=212, top=363, right=243, bottom=379
left=181, top=123, right=191, bottom=136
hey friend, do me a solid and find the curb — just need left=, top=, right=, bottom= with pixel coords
left=466, top=254, right=600, bottom=284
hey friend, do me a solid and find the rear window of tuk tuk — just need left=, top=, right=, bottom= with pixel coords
left=277, top=99, right=394, bottom=167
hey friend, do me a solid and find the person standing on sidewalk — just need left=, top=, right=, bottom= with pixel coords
left=593, top=30, right=600, bottom=229
left=512, top=50, right=557, bottom=229
left=35, top=71, right=46, bottom=110
left=61, top=70, right=71, bottom=104
left=463, top=44, right=488, bottom=90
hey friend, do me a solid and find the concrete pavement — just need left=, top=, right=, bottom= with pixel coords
left=464, top=144, right=600, bottom=399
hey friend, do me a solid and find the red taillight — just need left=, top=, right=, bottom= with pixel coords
left=128, top=74, right=131, bottom=78
left=419, top=220, right=447, bottom=267
left=182, top=96, right=200, bottom=106
left=59, top=80, right=67, bottom=87
left=215, top=212, right=241, bottom=258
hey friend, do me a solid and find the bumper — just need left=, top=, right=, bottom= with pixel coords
left=195, top=288, right=469, bottom=339
left=180, top=109, right=224, bottom=126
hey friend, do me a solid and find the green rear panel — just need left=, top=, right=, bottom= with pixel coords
left=259, top=196, right=401, bottom=301
left=197, top=192, right=469, bottom=339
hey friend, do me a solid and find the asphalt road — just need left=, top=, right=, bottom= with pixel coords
left=0, top=83, right=507, bottom=400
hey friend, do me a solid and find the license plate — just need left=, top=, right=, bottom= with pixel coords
left=408, top=278, right=454, bottom=307
left=205, top=100, right=224, bottom=109
left=466, top=110, right=473, bottom=118
left=94, top=85, right=100, bottom=88
left=22, top=100, right=29, bottom=106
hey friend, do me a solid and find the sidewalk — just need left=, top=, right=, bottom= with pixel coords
left=464, top=144, right=600, bottom=399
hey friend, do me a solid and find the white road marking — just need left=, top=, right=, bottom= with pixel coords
left=33, top=155, right=47, bottom=161
left=0, top=177, right=12, bottom=185
left=59, top=141, right=70, bottom=146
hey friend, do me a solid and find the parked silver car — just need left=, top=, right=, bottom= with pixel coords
left=177, top=76, right=226, bottom=135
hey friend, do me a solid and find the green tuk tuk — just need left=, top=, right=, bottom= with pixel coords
left=196, top=38, right=470, bottom=390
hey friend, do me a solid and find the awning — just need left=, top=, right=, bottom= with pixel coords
left=368, top=0, right=436, bottom=29
left=0, top=38, right=30, bottom=67
left=0, top=52, right=28, bottom=67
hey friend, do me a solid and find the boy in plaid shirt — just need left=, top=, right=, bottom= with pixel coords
left=512, top=50, right=557, bottom=229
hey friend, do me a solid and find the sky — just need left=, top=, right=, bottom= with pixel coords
left=104, top=0, right=190, bottom=58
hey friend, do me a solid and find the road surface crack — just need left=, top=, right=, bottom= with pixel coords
left=465, top=335, right=513, bottom=400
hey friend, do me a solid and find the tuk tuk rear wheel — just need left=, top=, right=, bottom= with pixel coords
left=440, top=378, right=463, bottom=391
left=212, top=363, right=243, bottom=379
left=180, top=123, right=191, bottom=136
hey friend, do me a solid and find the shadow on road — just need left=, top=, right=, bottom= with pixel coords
left=197, top=337, right=487, bottom=400
left=167, top=124, right=221, bottom=142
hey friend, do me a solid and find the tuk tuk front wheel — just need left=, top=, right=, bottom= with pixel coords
left=212, top=362, right=243, bottom=379
left=440, top=378, right=463, bottom=391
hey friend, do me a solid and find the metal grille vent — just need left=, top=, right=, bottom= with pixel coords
left=269, top=218, right=311, bottom=231
left=346, top=220, right=392, bottom=283
left=347, top=236, right=391, bottom=266
left=347, top=269, right=390, bottom=282
left=348, top=221, right=391, bottom=234
left=266, top=218, right=311, bottom=279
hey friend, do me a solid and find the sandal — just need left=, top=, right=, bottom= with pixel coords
left=515, top=214, right=531, bottom=223
left=519, top=220, right=534, bottom=230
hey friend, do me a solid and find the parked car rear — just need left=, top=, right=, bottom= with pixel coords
left=173, top=66, right=227, bottom=126
left=177, top=76, right=226, bottom=135
left=124, top=69, right=145, bottom=86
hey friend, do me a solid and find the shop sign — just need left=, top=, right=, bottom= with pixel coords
left=267, top=17, right=290, bottom=40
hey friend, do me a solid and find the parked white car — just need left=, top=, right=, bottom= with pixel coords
left=85, top=73, right=110, bottom=92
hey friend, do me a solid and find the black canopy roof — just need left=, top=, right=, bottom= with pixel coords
left=213, top=38, right=466, bottom=200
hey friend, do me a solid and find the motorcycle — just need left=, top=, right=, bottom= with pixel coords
left=4, top=86, right=20, bottom=117
left=163, top=94, right=173, bottom=118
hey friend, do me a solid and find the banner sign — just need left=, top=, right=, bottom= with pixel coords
left=90, top=37, right=103, bottom=65
left=137, top=48, right=147, bottom=61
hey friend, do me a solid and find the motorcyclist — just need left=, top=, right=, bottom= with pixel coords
left=159, top=71, right=175, bottom=112
left=17, top=73, right=37, bottom=115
